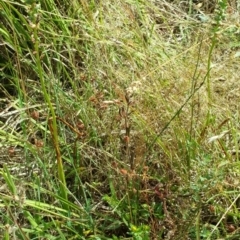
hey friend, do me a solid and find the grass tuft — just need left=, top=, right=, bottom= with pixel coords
left=1, top=0, right=240, bottom=239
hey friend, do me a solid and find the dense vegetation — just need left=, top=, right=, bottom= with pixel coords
left=0, top=0, right=240, bottom=239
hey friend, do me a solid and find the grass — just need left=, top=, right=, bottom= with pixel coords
left=0, top=0, right=240, bottom=239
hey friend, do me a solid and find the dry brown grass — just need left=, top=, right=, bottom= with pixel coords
left=1, top=0, right=240, bottom=239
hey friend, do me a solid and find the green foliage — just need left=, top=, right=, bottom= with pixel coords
left=0, top=0, right=240, bottom=239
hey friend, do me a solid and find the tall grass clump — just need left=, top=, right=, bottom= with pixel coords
left=0, top=0, right=240, bottom=239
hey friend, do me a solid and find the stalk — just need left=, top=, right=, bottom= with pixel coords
left=32, top=8, right=68, bottom=207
